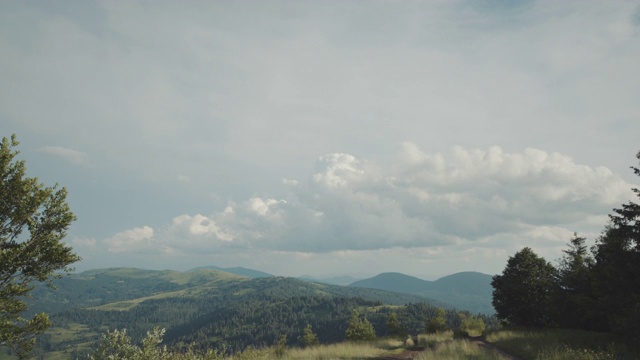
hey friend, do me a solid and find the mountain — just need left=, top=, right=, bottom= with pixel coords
left=349, top=271, right=495, bottom=314
left=24, top=267, right=462, bottom=358
left=189, top=265, right=272, bottom=278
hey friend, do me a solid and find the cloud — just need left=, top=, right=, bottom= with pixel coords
left=38, top=146, right=89, bottom=165
left=4, top=1, right=639, bottom=275
left=3, top=1, right=638, bottom=189
left=170, top=214, right=232, bottom=242
left=97, top=145, right=634, bottom=257
left=104, top=226, right=154, bottom=253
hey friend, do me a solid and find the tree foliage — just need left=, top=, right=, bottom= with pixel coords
left=458, top=312, right=485, bottom=336
left=590, top=150, right=640, bottom=343
left=426, top=308, right=448, bottom=333
left=345, top=310, right=376, bottom=342
left=0, top=134, right=80, bottom=358
left=301, top=324, right=318, bottom=347
left=491, top=247, right=556, bottom=327
left=552, top=233, right=596, bottom=329
left=89, top=327, right=226, bottom=360
left=491, top=150, right=640, bottom=349
left=386, top=312, right=406, bottom=339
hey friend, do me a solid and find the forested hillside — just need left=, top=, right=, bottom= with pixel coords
left=8, top=267, right=498, bottom=359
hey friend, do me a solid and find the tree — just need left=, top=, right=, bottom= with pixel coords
left=345, top=310, right=376, bottom=342
left=89, top=327, right=226, bottom=360
left=491, top=247, right=556, bottom=327
left=552, top=233, right=596, bottom=329
left=386, top=312, right=406, bottom=339
left=301, top=323, right=319, bottom=347
left=426, top=308, right=448, bottom=333
left=590, top=150, right=640, bottom=343
left=0, top=135, right=80, bottom=358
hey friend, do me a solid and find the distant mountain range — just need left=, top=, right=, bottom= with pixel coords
left=350, top=271, right=495, bottom=314
left=31, top=266, right=494, bottom=315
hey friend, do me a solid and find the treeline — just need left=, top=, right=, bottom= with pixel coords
left=39, top=293, right=497, bottom=356
left=492, top=151, right=640, bottom=347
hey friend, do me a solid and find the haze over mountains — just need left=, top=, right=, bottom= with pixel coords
left=349, top=272, right=494, bottom=314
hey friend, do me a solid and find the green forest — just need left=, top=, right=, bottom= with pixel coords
left=8, top=270, right=496, bottom=358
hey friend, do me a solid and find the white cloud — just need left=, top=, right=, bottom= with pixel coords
left=97, top=145, right=635, bottom=258
left=170, top=214, right=232, bottom=241
left=38, top=146, right=89, bottom=165
left=104, top=226, right=154, bottom=253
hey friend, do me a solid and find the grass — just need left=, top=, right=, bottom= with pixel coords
left=224, top=333, right=510, bottom=360
left=411, top=331, right=510, bottom=360
left=276, top=340, right=403, bottom=359
left=415, top=340, right=508, bottom=360
left=485, top=328, right=638, bottom=360
left=4, top=326, right=635, bottom=360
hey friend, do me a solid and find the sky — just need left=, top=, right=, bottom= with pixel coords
left=1, top=0, right=639, bottom=280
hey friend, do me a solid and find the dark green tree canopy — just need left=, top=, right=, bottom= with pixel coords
left=589, top=150, right=640, bottom=342
left=0, top=134, right=80, bottom=358
left=491, top=247, right=556, bottom=327
left=426, top=308, right=448, bottom=333
left=386, top=312, right=406, bottom=339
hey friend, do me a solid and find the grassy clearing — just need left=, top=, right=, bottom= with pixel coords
left=47, top=322, right=96, bottom=343
left=412, top=331, right=509, bottom=360
left=278, top=341, right=401, bottom=359
left=222, top=338, right=404, bottom=360
left=485, top=328, right=638, bottom=360
left=415, top=340, right=508, bottom=360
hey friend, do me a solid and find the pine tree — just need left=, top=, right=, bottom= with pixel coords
left=591, top=150, right=640, bottom=344
left=302, top=324, right=318, bottom=347
left=386, top=312, right=406, bottom=339
left=552, top=234, right=596, bottom=329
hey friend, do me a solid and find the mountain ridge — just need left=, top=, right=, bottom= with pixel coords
left=349, top=271, right=495, bottom=314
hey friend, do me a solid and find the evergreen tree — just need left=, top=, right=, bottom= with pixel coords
left=491, top=247, right=556, bottom=327
left=426, top=308, right=448, bottom=333
left=345, top=310, right=376, bottom=342
left=591, top=150, right=640, bottom=344
left=301, top=324, right=318, bottom=347
left=552, top=234, right=596, bottom=329
left=386, top=312, right=406, bottom=339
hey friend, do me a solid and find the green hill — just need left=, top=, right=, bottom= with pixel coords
left=349, top=271, right=495, bottom=314
left=18, top=267, right=470, bottom=358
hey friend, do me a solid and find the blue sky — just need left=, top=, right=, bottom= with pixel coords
left=2, top=0, right=639, bottom=279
